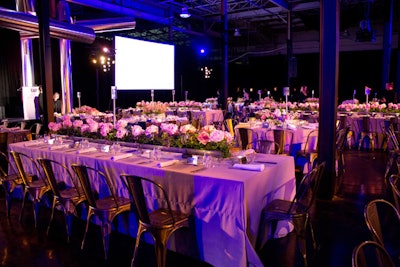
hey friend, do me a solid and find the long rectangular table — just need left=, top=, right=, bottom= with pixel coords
left=9, top=140, right=296, bottom=267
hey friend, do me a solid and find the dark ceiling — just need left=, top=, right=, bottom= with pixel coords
left=2, top=0, right=399, bottom=61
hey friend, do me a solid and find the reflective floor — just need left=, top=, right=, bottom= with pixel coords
left=0, top=150, right=388, bottom=267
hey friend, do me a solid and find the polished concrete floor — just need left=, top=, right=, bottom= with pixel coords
left=0, top=150, right=390, bottom=267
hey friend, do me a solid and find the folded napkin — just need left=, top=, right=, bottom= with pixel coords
left=48, top=144, right=70, bottom=150
left=157, top=159, right=179, bottom=168
left=76, top=147, right=97, bottom=154
left=23, top=141, right=42, bottom=147
left=111, top=153, right=133, bottom=161
left=232, top=163, right=265, bottom=172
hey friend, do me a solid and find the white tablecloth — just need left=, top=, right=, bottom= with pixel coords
left=191, top=109, right=224, bottom=126
left=9, top=141, right=296, bottom=267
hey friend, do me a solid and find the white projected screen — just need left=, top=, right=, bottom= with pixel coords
left=115, top=36, right=175, bottom=90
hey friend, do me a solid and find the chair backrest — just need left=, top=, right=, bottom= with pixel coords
left=224, top=118, right=235, bottom=137
left=38, top=158, right=81, bottom=198
left=336, top=126, right=350, bottom=152
left=303, top=129, right=319, bottom=154
left=0, top=150, right=18, bottom=178
left=120, top=174, right=176, bottom=225
left=71, top=164, right=117, bottom=209
left=257, top=140, right=281, bottom=154
left=10, top=151, right=43, bottom=186
left=390, top=174, right=400, bottom=212
left=352, top=240, right=394, bottom=267
left=290, top=161, right=325, bottom=213
left=29, top=123, right=42, bottom=138
left=386, top=124, right=400, bottom=150
left=364, top=199, right=400, bottom=251
left=237, top=127, right=250, bottom=150
left=269, top=129, right=294, bottom=155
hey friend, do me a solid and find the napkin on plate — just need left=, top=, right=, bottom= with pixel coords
left=76, top=147, right=97, bottom=154
left=111, top=153, right=133, bottom=161
left=157, top=159, right=179, bottom=168
left=48, top=144, right=70, bottom=150
left=232, top=163, right=265, bottom=172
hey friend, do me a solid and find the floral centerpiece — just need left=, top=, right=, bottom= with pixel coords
left=72, top=105, right=101, bottom=115
left=136, top=101, right=168, bottom=114
left=48, top=116, right=234, bottom=158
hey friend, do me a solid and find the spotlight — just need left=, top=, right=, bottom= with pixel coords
left=180, top=7, right=191, bottom=18
left=234, top=28, right=241, bottom=37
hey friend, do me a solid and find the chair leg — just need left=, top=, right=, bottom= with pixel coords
left=65, top=212, right=73, bottom=244
left=32, top=200, right=40, bottom=229
left=101, top=221, right=112, bottom=260
left=131, top=224, right=145, bottom=267
left=292, top=215, right=309, bottom=267
left=47, top=198, right=57, bottom=236
left=19, top=190, right=29, bottom=223
left=308, top=220, right=317, bottom=250
left=81, top=214, right=91, bottom=250
left=2, top=183, right=12, bottom=218
left=153, top=228, right=172, bottom=267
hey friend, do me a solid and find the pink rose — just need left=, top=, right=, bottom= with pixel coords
left=131, top=125, right=144, bottom=137
left=209, top=130, right=225, bottom=143
left=180, top=124, right=196, bottom=134
left=48, top=122, right=62, bottom=132
left=73, top=120, right=83, bottom=128
left=80, top=124, right=89, bottom=133
left=197, top=131, right=210, bottom=145
left=116, top=128, right=128, bottom=139
left=145, top=125, right=159, bottom=136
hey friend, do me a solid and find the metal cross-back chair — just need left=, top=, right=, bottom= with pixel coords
left=355, top=115, right=378, bottom=151
left=295, top=129, right=319, bottom=173
left=37, top=158, right=86, bottom=243
left=10, top=151, right=50, bottom=228
left=120, top=174, right=190, bottom=267
left=256, top=161, right=325, bottom=267
left=389, top=174, right=400, bottom=212
left=71, top=164, right=131, bottom=259
left=265, top=128, right=294, bottom=156
left=29, top=123, right=42, bottom=140
left=364, top=199, right=400, bottom=266
left=0, top=150, right=30, bottom=217
left=352, top=240, right=395, bottom=267
left=335, top=126, right=350, bottom=193
left=384, top=124, right=400, bottom=182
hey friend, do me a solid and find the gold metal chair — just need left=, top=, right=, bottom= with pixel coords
left=389, top=175, right=400, bottom=212
left=37, top=158, right=86, bottom=242
left=120, top=174, right=190, bottom=267
left=0, top=150, right=29, bottom=217
left=10, top=151, right=50, bottom=228
left=355, top=116, right=377, bottom=151
left=71, top=164, right=131, bottom=259
left=256, top=140, right=281, bottom=154
left=352, top=240, right=394, bottom=267
left=295, top=129, right=319, bottom=173
left=257, top=162, right=325, bottom=267
left=29, top=123, right=42, bottom=140
left=265, top=128, right=294, bottom=156
left=364, top=199, right=400, bottom=266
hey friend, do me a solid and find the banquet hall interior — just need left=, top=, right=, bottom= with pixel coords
left=0, top=0, right=400, bottom=267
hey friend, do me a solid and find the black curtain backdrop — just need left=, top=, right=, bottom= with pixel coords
left=0, top=29, right=23, bottom=118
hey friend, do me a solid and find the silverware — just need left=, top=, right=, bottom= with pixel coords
left=255, top=160, right=277, bottom=164
left=191, top=167, right=207, bottom=173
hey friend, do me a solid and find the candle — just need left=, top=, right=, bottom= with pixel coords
left=267, top=91, right=270, bottom=96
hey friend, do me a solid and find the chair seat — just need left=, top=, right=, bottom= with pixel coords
left=263, top=199, right=308, bottom=217
left=59, top=187, right=84, bottom=200
left=148, top=208, right=190, bottom=227
left=28, top=179, right=48, bottom=189
left=95, top=196, right=131, bottom=210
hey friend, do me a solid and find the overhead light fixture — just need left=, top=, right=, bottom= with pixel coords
left=180, top=7, right=191, bottom=18
left=234, top=28, right=241, bottom=37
